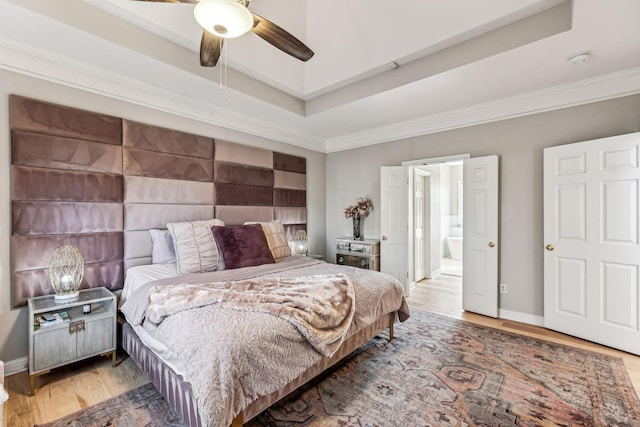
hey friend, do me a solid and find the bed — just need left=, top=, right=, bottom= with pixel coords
left=8, top=96, right=409, bottom=424
left=119, top=254, right=409, bottom=426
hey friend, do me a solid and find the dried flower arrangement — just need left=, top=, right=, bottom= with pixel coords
left=344, top=197, right=373, bottom=219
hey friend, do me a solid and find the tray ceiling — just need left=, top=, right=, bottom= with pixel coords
left=0, top=0, right=639, bottom=152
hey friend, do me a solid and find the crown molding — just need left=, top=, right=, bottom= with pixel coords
left=2, top=32, right=639, bottom=156
left=0, top=36, right=325, bottom=153
left=325, top=67, right=640, bottom=153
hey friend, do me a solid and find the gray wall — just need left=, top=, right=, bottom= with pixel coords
left=0, top=69, right=326, bottom=363
left=326, top=94, right=640, bottom=318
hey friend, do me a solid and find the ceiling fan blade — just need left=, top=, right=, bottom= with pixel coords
left=251, top=13, right=314, bottom=62
left=200, top=30, right=223, bottom=67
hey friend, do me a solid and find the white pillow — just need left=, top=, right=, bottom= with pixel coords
left=167, top=219, right=225, bottom=274
left=244, top=220, right=291, bottom=260
left=149, top=229, right=176, bottom=264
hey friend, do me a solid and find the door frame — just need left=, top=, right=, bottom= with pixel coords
left=399, top=153, right=499, bottom=318
left=402, top=154, right=470, bottom=287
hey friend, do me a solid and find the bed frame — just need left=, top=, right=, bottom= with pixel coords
left=121, top=313, right=396, bottom=426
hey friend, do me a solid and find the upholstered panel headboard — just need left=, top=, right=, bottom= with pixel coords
left=10, top=96, right=124, bottom=307
left=10, top=96, right=307, bottom=307
left=122, top=119, right=215, bottom=270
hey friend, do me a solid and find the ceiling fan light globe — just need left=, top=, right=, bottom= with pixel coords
left=194, top=0, right=253, bottom=39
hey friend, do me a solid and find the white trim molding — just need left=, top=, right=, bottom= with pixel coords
left=0, top=36, right=325, bottom=153
left=498, top=309, right=544, bottom=327
left=3, top=357, right=28, bottom=377
left=403, top=154, right=471, bottom=166
left=325, top=67, right=640, bottom=153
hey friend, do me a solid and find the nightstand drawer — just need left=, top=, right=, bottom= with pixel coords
left=336, top=254, right=379, bottom=271
left=335, top=238, right=380, bottom=255
left=349, top=243, right=374, bottom=254
left=336, top=240, right=350, bottom=251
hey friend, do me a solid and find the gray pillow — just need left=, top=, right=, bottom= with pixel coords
left=149, top=229, right=176, bottom=264
left=167, top=219, right=225, bottom=274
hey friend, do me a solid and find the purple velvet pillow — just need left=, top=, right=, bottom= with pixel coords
left=211, top=224, right=276, bottom=269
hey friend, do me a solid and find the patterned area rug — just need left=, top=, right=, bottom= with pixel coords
left=38, top=310, right=640, bottom=426
left=35, top=382, right=184, bottom=427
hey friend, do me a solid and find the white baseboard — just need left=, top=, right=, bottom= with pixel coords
left=3, top=357, right=28, bottom=377
left=498, top=309, right=544, bottom=327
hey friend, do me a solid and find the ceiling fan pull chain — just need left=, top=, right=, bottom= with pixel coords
left=223, top=39, right=228, bottom=100
left=218, top=37, right=223, bottom=91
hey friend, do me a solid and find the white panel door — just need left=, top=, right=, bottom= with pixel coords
left=544, top=132, right=640, bottom=355
left=380, top=166, right=409, bottom=294
left=463, top=156, right=499, bottom=317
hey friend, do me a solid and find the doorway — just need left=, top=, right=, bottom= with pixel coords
left=382, top=154, right=498, bottom=317
left=410, top=162, right=464, bottom=315
left=413, top=161, right=464, bottom=282
left=438, top=162, right=463, bottom=278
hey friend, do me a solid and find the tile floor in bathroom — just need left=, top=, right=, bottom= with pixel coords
left=441, top=257, right=462, bottom=276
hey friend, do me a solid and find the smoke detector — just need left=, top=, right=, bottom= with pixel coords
left=568, top=52, right=590, bottom=64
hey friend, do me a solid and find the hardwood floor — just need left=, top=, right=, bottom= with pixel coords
left=4, top=274, right=640, bottom=426
left=4, top=354, right=148, bottom=427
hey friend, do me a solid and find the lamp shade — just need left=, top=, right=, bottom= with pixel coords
left=194, top=0, right=254, bottom=39
left=294, top=230, right=309, bottom=255
left=49, top=246, right=84, bottom=300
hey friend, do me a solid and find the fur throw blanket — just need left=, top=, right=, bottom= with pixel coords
left=145, top=273, right=356, bottom=357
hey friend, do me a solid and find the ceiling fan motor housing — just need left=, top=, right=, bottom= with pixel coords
left=194, top=0, right=254, bottom=39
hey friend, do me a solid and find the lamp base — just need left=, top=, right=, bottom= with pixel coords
left=54, top=291, right=79, bottom=301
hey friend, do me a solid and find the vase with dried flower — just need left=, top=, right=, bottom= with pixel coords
left=344, top=197, right=373, bottom=240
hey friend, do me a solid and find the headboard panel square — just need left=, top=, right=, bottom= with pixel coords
left=10, top=95, right=122, bottom=144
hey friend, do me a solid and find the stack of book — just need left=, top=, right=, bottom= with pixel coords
left=37, top=311, right=71, bottom=328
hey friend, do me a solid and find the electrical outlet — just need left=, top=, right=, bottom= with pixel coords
left=499, top=283, right=508, bottom=294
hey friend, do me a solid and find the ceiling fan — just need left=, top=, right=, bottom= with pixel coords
left=132, top=0, right=314, bottom=67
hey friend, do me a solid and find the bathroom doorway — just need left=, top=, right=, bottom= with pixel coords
left=413, top=161, right=463, bottom=281
left=440, top=162, right=463, bottom=277
left=391, top=154, right=497, bottom=316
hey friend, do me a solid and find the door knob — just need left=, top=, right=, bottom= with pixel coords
left=488, top=242, right=495, bottom=248
left=546, top=244, right=554, bottom=251
left=382, top=236, right=388, bottom=241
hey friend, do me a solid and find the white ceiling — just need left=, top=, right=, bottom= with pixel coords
left=1, top=0, right=639, bottom=152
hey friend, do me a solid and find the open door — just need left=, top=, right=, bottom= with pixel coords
left=463, top=155, right=499, bottom=317
left=380, top=166, right=411, bottom=295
